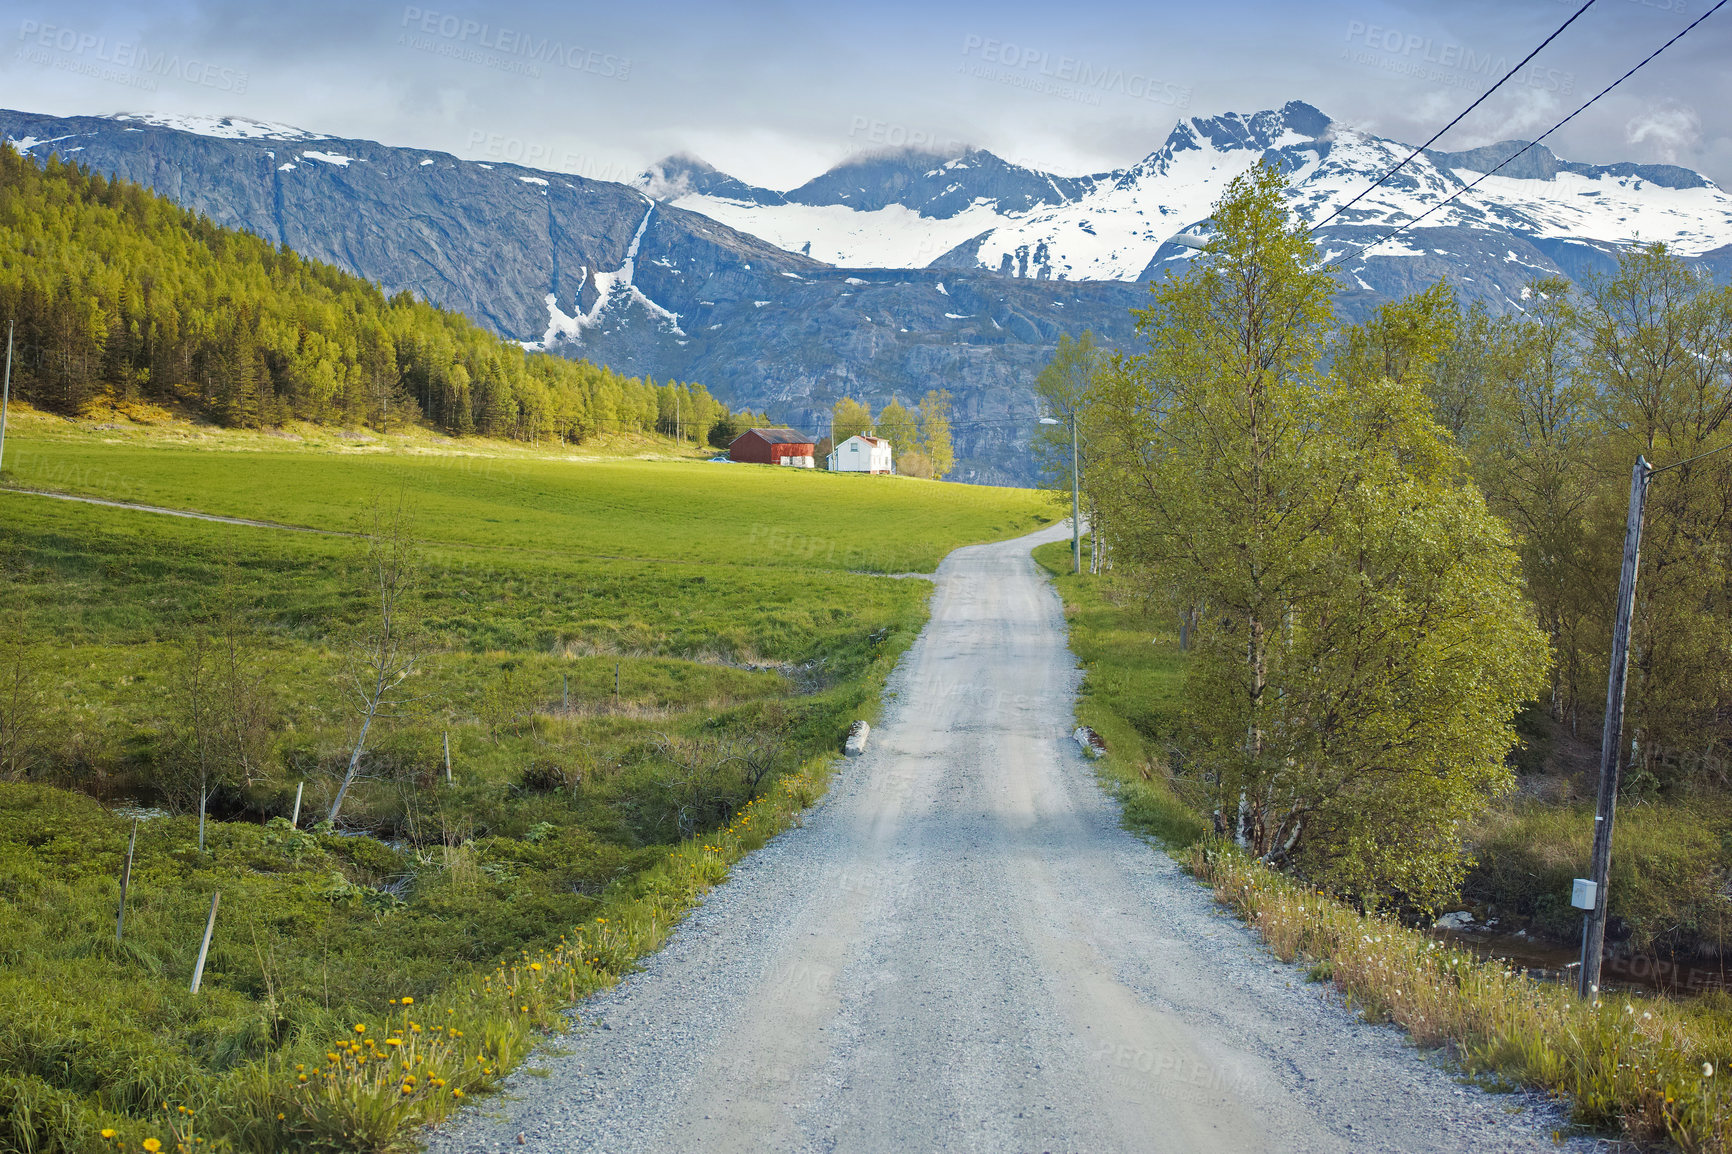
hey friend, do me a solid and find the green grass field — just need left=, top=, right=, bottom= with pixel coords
left=3, top=413, right=1047, bottom=573
left=0, top=419, right=1050, bottom=1153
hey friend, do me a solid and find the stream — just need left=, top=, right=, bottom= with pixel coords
left=1436, top=929, right=1732, bottom=996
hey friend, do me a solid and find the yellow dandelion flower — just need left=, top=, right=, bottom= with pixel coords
left=402, top=996, right=413, bottom=1005
left=101, top=1130, right=116, bottom=1140
left=353, top=1024, right=366, bottom=1034
left=452, top=1089, right=464, bottom=1099
left=143, top=1141, right=163, bottom=1153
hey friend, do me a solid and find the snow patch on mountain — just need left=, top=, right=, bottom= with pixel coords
left=533, top=198, right=684, bottom=349
left=660, top=101, right=1732, bottom=281
left=1436, top=167, right=1732, bottom=251
left=107, top=112, right=323, bottom=141
left=672, top=196, right=1001, bottom=268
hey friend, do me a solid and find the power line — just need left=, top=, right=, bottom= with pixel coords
left=1325, top=0, right=1729, bottom=270
left=1309, top=0, right=1599, bottom=234
left=1650, top=438, right=1732, bottom=475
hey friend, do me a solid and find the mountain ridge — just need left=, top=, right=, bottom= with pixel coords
left=6, top=102, right=1729, bottom=484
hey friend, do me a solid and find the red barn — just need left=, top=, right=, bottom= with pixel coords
left=728, top=428, right=816, bottom=468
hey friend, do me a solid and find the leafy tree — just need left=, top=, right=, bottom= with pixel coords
left=832, top=397, right=873, bottom=445
left=918, top=390, right=955, bottom=479
left=707, top=414, right=741, bottom=449
left=1033, top=331, right=1109, bottom=563
left=1092, top=162, right=1547, bottom=907
left=875, top=398, right=919, bottom=466
left=330, top=495, right=430, bottom=824
left=168, top=588, right=274, bottom=849
left=1574, top=246, right=1732, bottom=787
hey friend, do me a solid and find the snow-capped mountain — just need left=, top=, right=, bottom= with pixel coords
left=5, top=101, right=1729, bottom=484
left=648, top=101, right=1732, bottom=296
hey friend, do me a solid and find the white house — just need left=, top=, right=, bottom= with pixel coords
left=828, top=434, right=893, bottom=474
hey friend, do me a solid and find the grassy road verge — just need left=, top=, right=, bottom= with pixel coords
left=1033, top=537, right=1732, bottom=1151
left=1031, top=539, right=1203, bottom=847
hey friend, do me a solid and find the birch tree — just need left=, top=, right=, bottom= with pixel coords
left=329, top=495, right=428, bottom=824
left=1093, top=162, right=1547, bottom=907
left=169, top=578, right=274, bottom=848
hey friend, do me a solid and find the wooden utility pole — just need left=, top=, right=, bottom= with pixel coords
left=1070, top=408, right=1081, bottom=575
left=0, top=320, right=13, bottom=479
left=1579, top=456, right=1652, bottom=997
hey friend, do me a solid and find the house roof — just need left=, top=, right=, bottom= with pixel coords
left=735, top=427, right=814, bottom=446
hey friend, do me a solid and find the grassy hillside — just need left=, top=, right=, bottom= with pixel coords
left=0, top=423, right=1049, bottom=1153
left=0, top=146, right=727, bottom=443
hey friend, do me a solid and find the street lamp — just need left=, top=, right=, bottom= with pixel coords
left=1039, top=414, right=1081, bottom=574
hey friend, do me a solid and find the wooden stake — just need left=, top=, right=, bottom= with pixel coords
left=1580, top=456, right=1652, bottom=997
left=615, top=661, right=620, bottom=703
left=190, top=891, right=220, bottom=994
left=291, top=781, right=304, bottom=828
left=563, top=673, right=569, bottom=710
left=0, top=320, right=12, bottom=479
left=443, top=730, right=452, bottom=784
left=116, top=818, right=138, bottom=944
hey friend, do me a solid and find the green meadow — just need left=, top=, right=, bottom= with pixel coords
left=3, top=420, right=1044, bottom=573
left=0, top=418, right=1049, bottom=1153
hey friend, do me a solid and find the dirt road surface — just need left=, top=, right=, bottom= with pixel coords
left=428, top=524, right=1586, bottom=1153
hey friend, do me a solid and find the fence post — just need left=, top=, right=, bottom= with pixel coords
left=190, top=891, right=220, bottom=994
left=116, top=818, right=138, bottom=944
left=444, top=730, right=452, bottom=784
left=291, top=781, right=304, bottom=827
left=0, top=320, right=12, bottom=480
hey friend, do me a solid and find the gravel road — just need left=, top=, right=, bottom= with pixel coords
left=427, top=524, right=1591, bottom=1154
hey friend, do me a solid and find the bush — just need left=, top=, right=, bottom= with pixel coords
left=519, top=757, right=578, bottom=795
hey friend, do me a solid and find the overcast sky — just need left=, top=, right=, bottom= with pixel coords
left=4, top=0, right=1729, bottom=190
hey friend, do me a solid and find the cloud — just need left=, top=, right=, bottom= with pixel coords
left=1626, top=102, right=1701, bottom=165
